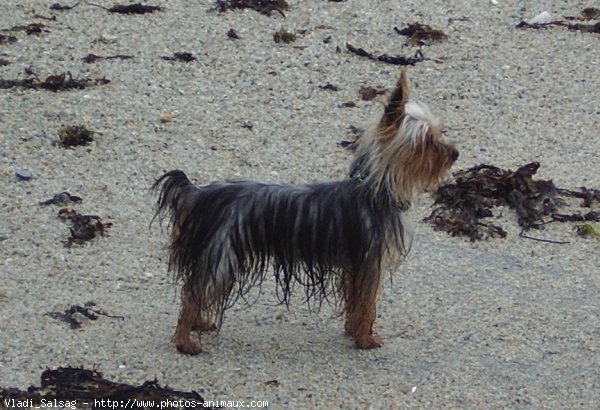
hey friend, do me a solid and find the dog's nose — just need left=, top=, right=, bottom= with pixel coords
left=451, top=148, right=459, bottom=161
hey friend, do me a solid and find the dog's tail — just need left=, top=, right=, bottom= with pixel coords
left=151, top=170, right=195, bottom=228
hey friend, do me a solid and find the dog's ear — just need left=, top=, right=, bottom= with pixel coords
left=377, top=68, right=410, bottom=140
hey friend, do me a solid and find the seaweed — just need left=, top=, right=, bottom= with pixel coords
left=58, top=208, right=112, bottom=247
left=0, top=34, right=17, bottom=44
left=346, top=43, right=425, bottom=66
left=551, top=211, right=600, bottom=223
left=359, top=85, right=385, bottom=101
left=160, top=52, right=196, bottom=62
left=581, top=7, right=600, bottom=20
left=394, top=23, right=447, bottom=46
left=425, top=162, right=600, bottom=241
left=50, top=1, right=81, bottom=11
left=564, top=22, right=600, bottom=33
left=273, top=27, right=296, bottom=43
left=214, top=0, right=289, bottom=17
left=46, top=302, right=124, bottom=329
left=3, top=23, right=48, bottom=35
left=40, top=192, right=83, bottom=206
left=0, top=367, right=213, bottom=408
left=319, top=83, right=338, bottom=91
left=517, top=20, right=600, bottom=33
left=517, top=8, right=600, bottom=33
left=337, top=125, right=362, bottom=150
left=515, top=21, right=552, bottom=29
left=227, top=28, right=241, bottom=39
left=56, top=125, right=96, bottom=147
left=31, top=14, right=57, bottom=21
left=87, top=2, right=162, bottom=14
left=0, top=72, right=109, bottom=91
left=82, top=53, right=133, bottom=63
left=558, top=187, right=600, bottom=208
left=573, top=223, right=600, bottom=239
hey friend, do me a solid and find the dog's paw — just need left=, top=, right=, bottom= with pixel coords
left=176, top=340, right=203, bottom=355
left=354, top=334, right=383, bottom=349
left=173, top=332, right=203, bottom=355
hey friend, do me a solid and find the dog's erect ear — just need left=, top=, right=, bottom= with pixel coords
left=377, top=68, right=410, bottom=140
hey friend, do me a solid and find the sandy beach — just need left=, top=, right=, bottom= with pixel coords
left=1, top=1, right=599, bottom=408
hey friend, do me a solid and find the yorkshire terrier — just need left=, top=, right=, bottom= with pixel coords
left=152, top=68, right=458, bottom=354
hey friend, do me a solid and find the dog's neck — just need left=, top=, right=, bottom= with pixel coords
left=349, top=159, right=411, bottom=211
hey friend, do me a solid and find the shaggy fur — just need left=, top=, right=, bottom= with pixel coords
left=152, top=68, right=458, bottom=354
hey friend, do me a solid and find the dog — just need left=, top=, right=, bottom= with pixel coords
left=152, top=68, right=458, bottom=354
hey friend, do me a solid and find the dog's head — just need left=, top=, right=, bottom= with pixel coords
left=366, top=68, right=459, bottom=201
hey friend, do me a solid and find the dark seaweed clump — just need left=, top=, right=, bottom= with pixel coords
left=0, top=367, right=214, bottom=408
left=426, top=162, right=600, bottom=241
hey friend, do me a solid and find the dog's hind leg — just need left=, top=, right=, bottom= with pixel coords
left=173, top=285, right=213, bottom=355
left=344, top=269, right=383, bottom=349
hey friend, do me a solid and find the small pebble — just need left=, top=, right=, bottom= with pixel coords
left=160, top=112, right=173, bottom=123
left=15, top=169, right=32, bottom=181
left=528, top=11, right=552, bottom=25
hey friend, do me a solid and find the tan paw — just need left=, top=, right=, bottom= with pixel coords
left=175, top=339, right=203, bottom=355
left=354, top=334, right=383, bottom=349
